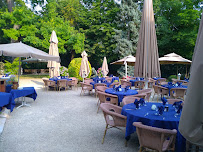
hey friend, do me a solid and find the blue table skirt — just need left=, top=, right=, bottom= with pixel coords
left=122, top=102, right=185, bottom=152
left=105, top=88, right=138, bottom=104
left=161, top=84, right=187, bottom=96
left=90, top=82, right=111, bottom=89
left=10, top=87, right=37, bottom=101
left=0, top=92, right=15, bottom=112
left=6, top=84, right=12, bottom=93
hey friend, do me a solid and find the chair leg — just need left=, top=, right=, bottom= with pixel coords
left=97, top=99, right=100, bottom=106
left=102, top=124, right=108, bottom=144
left=97, top=103, right=100, bottom=113
left=139, top=146, right=143, bottom=152
left=125, top=140, right=128, bottom=147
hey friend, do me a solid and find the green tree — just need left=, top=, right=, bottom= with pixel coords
left=113, top=0, right=140, bottom=76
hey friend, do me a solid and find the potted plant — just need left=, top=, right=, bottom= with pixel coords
left=10, top=77, right=18, bottom=89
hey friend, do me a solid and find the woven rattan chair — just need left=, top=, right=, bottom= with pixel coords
left=47, top=80, right=57, bottom=91
left=133, top=122, right=177, bottom=152
left=80, top=82, right=93, bottom=95
left=100, top=103, right=127, bottom=145
left=42, top=78, right=49, bottom=90
left=134, top=80, right=145, bottom=90
left=95, top=83, right=107, bottom=97
left=158, top=86, right=169, bottom=99
left=152, top=85, right=161, bottom=102
left=67, top=80, right=75, bottom=90
left=69, top=77, right=78, bottom=89
left=97, top=91, right=118, bottom=113
left=122, top=96, right=140, bottom=106
left=120, top=80, right=132, bottom=89
left=57, top=79, right=68, bottom=91
left=170, top=88, right=187, bottom=100
left=109, top=82, right=120, bottom=88
left=137, top=89, right=152, bottom=102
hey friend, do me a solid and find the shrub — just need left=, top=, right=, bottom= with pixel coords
left=168, top=75, right=177, bottom=82
left=59, top=66, right=69, bottom=77
left=68, top=58, right=92, bottom=81
left=4, top=57, right=20, bottom=75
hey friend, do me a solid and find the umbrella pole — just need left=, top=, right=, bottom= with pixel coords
left=186, top=65, right=187, bottom=78
left=18, top=57, right=21, bottom=85
left=177, top=65, right=178, bottom=78
left=125, top=62, right=127, bottom=78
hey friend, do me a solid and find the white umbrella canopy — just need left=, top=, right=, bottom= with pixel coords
left=159, top=52, right=192, bottom=65
left=0, top=42, right=60, bottom=62
left=111, top=55, right=136, bottom=66
left=101, top=57, right=109, bottom=77
left=179, top=11, right=203, bottom=146
left=111, top=55, right=136, bottom=78
left=79, top=51, right=90, bottom=82
left=134, top=0, right=161, bottom=78
left=47, top=30, right=61, bottom=77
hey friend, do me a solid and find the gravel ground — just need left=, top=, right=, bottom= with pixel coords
left=0, top=79, right=140, bottom=152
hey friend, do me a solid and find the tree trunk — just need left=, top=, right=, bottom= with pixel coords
left=7, top=0, right=14, bottom=12
left=71, top=50, right=75, bottom=60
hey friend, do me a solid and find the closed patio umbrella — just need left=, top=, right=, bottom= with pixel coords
left=47, top=30, right=61, bottom=78
left=179, top=11, right=203, bottom=146
left=134, top=0, right=161, bottom=78
left=79, top=51, right=90, bottom=82
left=111, top=55, right=136, bottom=78
left=101, top=57, right=109, bottom=77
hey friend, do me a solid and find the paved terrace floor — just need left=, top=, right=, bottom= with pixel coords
left=0, top=78, right=143, bottom=152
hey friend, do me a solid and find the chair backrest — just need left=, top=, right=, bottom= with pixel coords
left=157, top=86, right=169, bottom=96
left=105, top=77, right=112, bottom=83
left=131, top=93, right=147, bottom=99
left=97, top=91, right=107, bottom=104
left=95, top=83, right=107, bottom=89
left=148, top=79, right=156, bottom=88
left=57, top=79, right=67, bottom=87
left=167, top=99, right=184, bottom=105
left=122, top=96, right=140, bottom=106
left=158, top=78, right=166, bottom=82
left=172, top=78, right=178, bottom=84
left=121, top=80, right=131, bottom=87
left=42, top=78, right=49, bottom=86
left=70, top=77, right=78, bottom=85
left=84, top=79, right=93, bottom=84
left=138, top=89, right=152, bottom=102
left=67, top=80, right=75, bottom=86
left=80, top=82, right=93, bottom=90
left=100, top=103, right=127, bottom=127
left=135, top=80, right=145, bottom=90
left=109, top=82, right=120, bottom=88
left=153, top=85, right=159, bottom=94
left=133, top=122, right=177, bottom=152
left=97, top=86, right=108, bottom=92
left=170, top=88, right=187, bottom=99
left=47, top=80, right=56, bottom=87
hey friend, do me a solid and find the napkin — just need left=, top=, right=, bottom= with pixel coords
left=116, top=85, right=121, bottom=92
left=161, top=97, right=168, bottom=105
left=184, top=77, right=189, bottom=82
left=168, top=82, right=173, bottom=86
left=106, top=97, right=111, bottom=101
left=158, top=106, right=164, bottom=115
left=173, top=101, right=183, bottom=107
left=113, top=85, right=116, bottom=90
left=140, top=77, right=144, bottom=80
left=139, top=98, right=145, bottom=106
left=134, top=99, right=139, bottom=109
left=125, top=86, right=130, bottom=92
left=176, top=105, right=183, bottom=114
left=177, top=82, right=182, bottom=86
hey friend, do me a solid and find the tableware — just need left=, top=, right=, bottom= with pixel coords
left=151, top=104, right=157, bottom=110
left=164, top=106, right=169, bottom=112
left=118, top=88, right=122, bottom=92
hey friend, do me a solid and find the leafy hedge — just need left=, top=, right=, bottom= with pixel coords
left=4, top=58, right=20, bottom=75
left=68, top=58, right=92, bottom=81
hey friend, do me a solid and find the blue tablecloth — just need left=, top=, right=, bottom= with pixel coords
left=10, top=87, right=37, bottom=101
left=90, top=82, right=111, bottom=89
left=105, top=88, right=138, bottom=105
left=6, top=84, right=12, bottom=93
left=0, top=92, right=15, bottom=112
left=161, top=84, right=187, bottom=96
left=93, top=77, right=106, bottom=82
left=122, top=102, right=185, bottom=152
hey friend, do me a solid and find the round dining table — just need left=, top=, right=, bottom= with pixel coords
left=121, top=102, right=185, bottom=152
left=105, top=88, right=138, bottom=105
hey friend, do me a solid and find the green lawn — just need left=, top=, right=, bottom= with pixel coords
left=20, top=74, right=49, bottom=79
